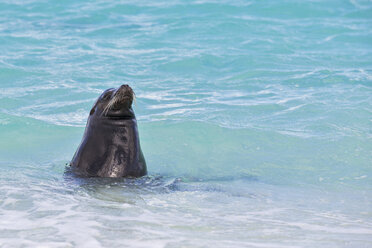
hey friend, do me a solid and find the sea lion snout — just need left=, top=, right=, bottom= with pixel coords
left=119, top=84, right=130, bottom=90
left=98, top=85, right=135, bottom=117
left=118, top=84, right=133, bottom=95
left=114, top=84, right=134, bottom=103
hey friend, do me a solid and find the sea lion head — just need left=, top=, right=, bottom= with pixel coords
left=90, top=84, right=136, bottom=118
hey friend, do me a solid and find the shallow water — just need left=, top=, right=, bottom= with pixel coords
left=0, top=0, right=371, bottom=247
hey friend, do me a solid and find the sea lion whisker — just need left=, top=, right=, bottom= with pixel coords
left=101, top=86, right=135, bottom=116
left=102, top=98, right=116, bottom=116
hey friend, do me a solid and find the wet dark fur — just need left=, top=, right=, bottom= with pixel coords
left=70, top=85, right=147, bottom=177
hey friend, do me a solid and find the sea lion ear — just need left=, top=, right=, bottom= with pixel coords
left=89, top=107, right=95, bottom=115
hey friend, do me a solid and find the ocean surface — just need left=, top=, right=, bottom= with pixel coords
left=0, top=0, right=371, bottom=247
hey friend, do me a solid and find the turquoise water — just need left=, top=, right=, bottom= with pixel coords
left=1, top=0, right=372, bottom=247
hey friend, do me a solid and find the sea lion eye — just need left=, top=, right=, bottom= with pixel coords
left=101, top=91, right=112, bottom=100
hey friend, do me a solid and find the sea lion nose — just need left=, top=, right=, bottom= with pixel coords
left=119, top=84, right=131, bottom=92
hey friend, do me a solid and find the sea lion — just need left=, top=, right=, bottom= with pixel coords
left=70, top=84, right=147, bottom=177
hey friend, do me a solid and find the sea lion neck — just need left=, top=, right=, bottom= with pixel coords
left=101, top=106, right=135, bottom=119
